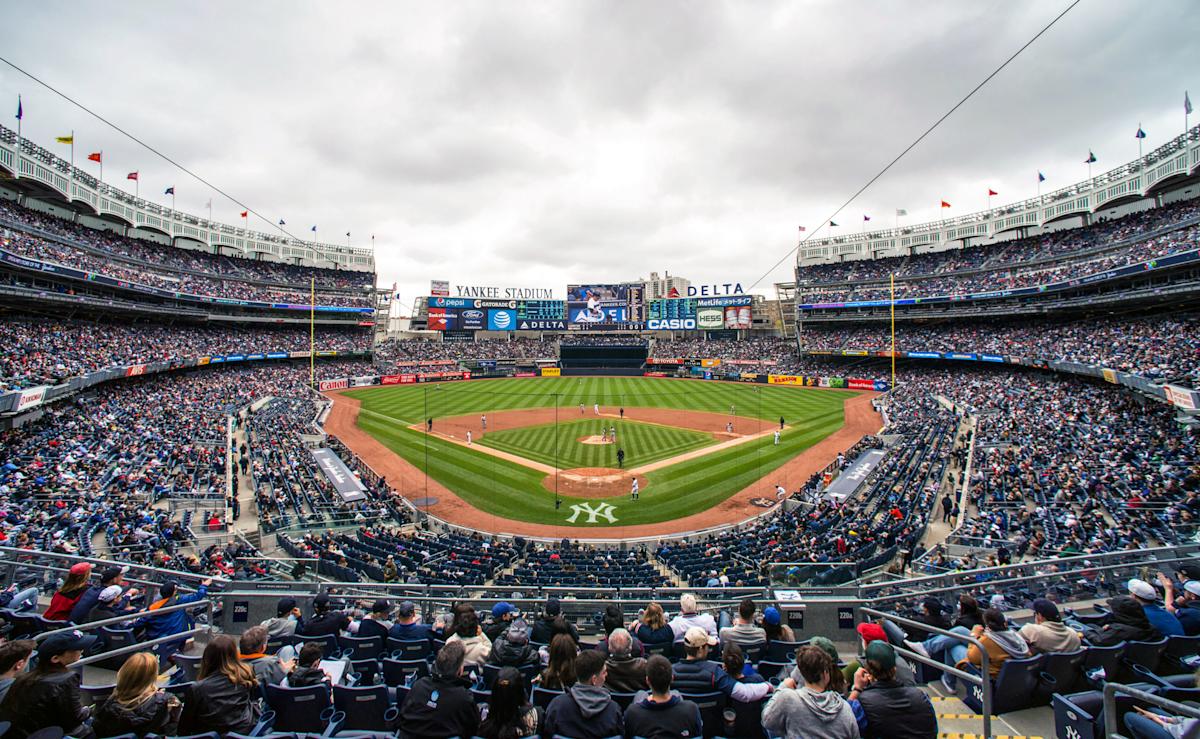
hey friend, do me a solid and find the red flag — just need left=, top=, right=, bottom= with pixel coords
left=240, top=210, right=248, bottom=218
left=940, top=200, right=951, bottom=208
left=87, top=152, right=102, bottom=163
left=126, top=172, right=138, bottom=181
left=987, top=188, right=998, bottom=196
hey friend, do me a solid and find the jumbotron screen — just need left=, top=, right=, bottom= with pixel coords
left=566, top=284, right=645, bottom=329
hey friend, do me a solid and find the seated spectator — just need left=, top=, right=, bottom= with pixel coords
left=136, top=578, right=211, bottom=654
left=355, top=599, right=393, bottom=639
left=532, top=598, right=579, bottom=644
left=93, top=651, right=182, bottom=738
left=950, top=595, right=984, bottom=631
left=70, top=565, right=135, bottom=625
left=178, top=635, right=260, bottom=735
left=1129, top=578, right=1185, bottom=637
left=300, top=593, right=351, bottom=636
left=672, top=627, right=772, bottom=703
left=0, top=640, right=35, bottom=705
left=763, top=645, right=859, bottom=739
left=762, top=606, right=796, bottom=643
left=624, top=655, right=703, bottom=739
left=540, top=634, right=578, bottom=690
left=1085, top=596, right=1164, bottom=647
left=238, top=625, right=288, bottom=685
left=446, top=607, right=492, bottom=667
left=389, top=600, right=434, bottom=642
left=962, top=608, right=1029, bottom=678
left=720, top=598, right=767, bottom=647
left=849, top=642, right=937, bottom=739
left=603, top=628, right=646, bottom=693
left=490, top=618, right=538, bottom=668
left=286, top=643, right=329, bottom=687
left=1160, top=575, right=1200, bottom=636
left=262, top=596, right=304, bottom=638
left=486, top=602, right=521, bottom=642
left=1018, top=599, right=1081, bottom=655
left=43, top=562, right=93, bottom=621
left=723, top=642, right=764, bottom=684
left=478, top=666, right=538, bottom=739
left=542, top=649, right=623, bottom=739
left=805, top=637, right=848, bottom=696
left=400, top=641, right=479, bottom=739
left=669, top=593, right=718, bottom=639
left=906, top=599, right=951, bottom=641
left=0, top=629, right=98, bottom=739
left=86, top=585, right=132, bottom=624
left=632, top=601, right=674, bottom=645
left=846, top=622, right=915, bottom=687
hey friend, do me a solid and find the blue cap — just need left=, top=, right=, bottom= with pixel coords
left=39, top=629, right=98, bottom=657
left=763, top=606, right=782, bottom=625
left=492, top=602, right=520, bottom=619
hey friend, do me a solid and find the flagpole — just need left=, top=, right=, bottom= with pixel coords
left=890, top=273, right=896, bottom=391
left=310, top=277, right=316, bottom=389
left=1138, top=123, right=1144, bottom=172
left=69, top=131, right=74, bottom=200
left=99, top=151, right=103, bottom=184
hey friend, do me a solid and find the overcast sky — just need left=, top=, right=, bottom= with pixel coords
left=2, top=0, right=1197, bottom=305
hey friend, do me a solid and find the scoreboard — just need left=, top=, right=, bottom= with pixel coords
left=517, top=300, right=565, bottom=321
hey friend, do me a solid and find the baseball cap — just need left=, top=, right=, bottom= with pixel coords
left=856, top=622, right=887, bottom=644
left=762, top=606, right=782, bottom=626
left=1185, top=581, right=1200, bottom=598
left=492, top=602, right=520, bottom=619
left=1031, top=598, right=1061, bottom=621
left=922, top=598, right=943, bottom=614
left=276, top=597, right=297, bottom=616
left=68, top=562, right=93, bottom=576
left=1128, top=578, right=1158, bottom=601
left=809, top=636, right=839, bottom=664
left=39, top=629, right=98, bottom=657
left=1177, top=563, right=1200, bottom=580
left=313, top=593, right=331, bottom=609
left=98, top=585, right=123, bottom=603
left=684, top=626, right=717, bottom=648
left=545, top=598, right=561, bottom=616
left=101, top=566, right=129, bottom=583
left=371, top=599, right=391, bottom=615
left=396, top=601, right=416, bottom=618
left=864, top=640, right=897, bottom=670
left=158, top=581, right=177, bottom=599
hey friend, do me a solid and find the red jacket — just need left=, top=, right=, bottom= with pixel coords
left=43, top=587, right=87, bottom=621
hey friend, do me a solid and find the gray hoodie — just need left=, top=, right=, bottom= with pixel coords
left=988, top=628, right=1031, bottom=659
left=261, top=615, right=298, bottom=638
left=761, top=686, right=860, bottom=739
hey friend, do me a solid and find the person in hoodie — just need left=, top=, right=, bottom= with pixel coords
left=541, top=649, right=624, bottom=739
left=134, top=578, right=211, bottom=656
left=71, top=566, right=137, bottom=625
left=286, top=643, right=331, bottom=688
left=447, top=607, right=492, bottom=667
left=623, top=655, right=703, bottom=739
left=762, top=645, right=860, bottom=739
left=261, top=597, right=304, bottom=639
left=847, top=642, right=936, bottom=739
left=490, top=618, right=539, bottom=668
left=1085, top=596, right=1163, bottom=647
left=961, top=608, right=1030, bottom=679
left=400, top=640, right=480, bottom=739
left=93, top=652, right=181, bottom=738
left=1018, top=599, right=1082, bottom=655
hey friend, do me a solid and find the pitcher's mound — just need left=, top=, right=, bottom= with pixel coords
left=578, top=435, right=614, bottom=445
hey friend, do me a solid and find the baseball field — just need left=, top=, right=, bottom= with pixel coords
left=332, top=376, right=872, bottom=533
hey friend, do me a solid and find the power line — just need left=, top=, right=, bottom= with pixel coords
left=747, top=0, right=1082, bottom=291
left=0, top=54, right=315, bottom=247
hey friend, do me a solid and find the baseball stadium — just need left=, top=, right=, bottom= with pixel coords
left=0, top=4, right=1198, bottom=739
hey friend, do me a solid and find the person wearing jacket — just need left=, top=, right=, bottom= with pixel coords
left=1017, top=599, right=1082, bottom=655
left=238, top=626, right=288, bottom=685
left=286, top=643, right=330, bottom=687
left=70, top=565, right=136, bottom=625
left=672, top=627, right=772, bottom=703
left=486, top=602, right=521, bottom=643
left=43, top=562, right=93, bottom=622
left=400, top=640, right=480, bottom=739
left=1129, top=578, right=1185, bottom=637
left=1087, top=596, right=1164, bottom=647
left=603, top=628, right=647, bottom=693
left=261, top=596, right=304, bottom=639
left=848, top=642, right=937, bottom=739
left=300, top=593, right=351, bottom=637
left=389, top=600, right=434, bottom=643
left=177, top=635, right=260, bottom=735
left=355, top=599, right=393, bottom=640
left=623, top=655, right=703, bottom=739
left=541, top=650, right=624, bottom=739
left=93, top=652, right=181, bottom=738
left=135, top=578, right=211, bottom=654
left=763, top=645, right=860, bottom=739
left=531, top=598, right=579, bottom=644
left=490, top=618, right=539, bottom=667
left=962, top=608, right=1030, bottom=678
left=0, top=629, right=98, bottom=739
left=446, top=608, right=492, bottom=667
left=631, top=601, right=674, bottom=646
left=668, top=593, right=718, bottom=639
left=86, top=585, right=133, bottom=625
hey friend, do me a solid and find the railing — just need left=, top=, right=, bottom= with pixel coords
left=39, top=599, right=216, bottom=669
left=1104, top=682, right=1200, bottom=739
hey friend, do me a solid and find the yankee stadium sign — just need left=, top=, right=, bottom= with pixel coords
left=455, top=284, right=555, bottom=299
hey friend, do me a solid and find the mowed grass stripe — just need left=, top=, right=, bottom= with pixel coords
left=479, top=419, right=715, bottom=469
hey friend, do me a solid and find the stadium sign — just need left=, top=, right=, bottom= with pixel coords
left=430, top=297, right=520, bottom=309
left=15, top=385, right=49, bottom=412
left=687, top=283, right=745, bottom=297
left=696, top=295, right=752, bottom=307
left=431, top=279, right=450, bottom=296
left=517, top=319, right=567, bottom=330
left=647, top=318, right=696, bottom=330
left=453, top=284, right=555, bottom=299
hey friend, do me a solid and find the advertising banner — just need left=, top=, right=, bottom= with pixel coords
left=380, top=375, right=402, bottom=385
left=905, top=351, right=941, bottom=359
left=697, top=307, right=724, bottom=329
left=318, top=378, right=349, bottom=391
left=1102, top=368, right=1118, bottom=384
left=487, top=309, right=517, bottom=331
left=431, top=279, right=450, bottom=296
left=647, top=358, right=685, bottom=365
left=644, top=371, right=671, bottom=377
left=514, top=371, right=537, bottom=377
left=818, top=377, right=830, bottom=388
left=648, top=298, right=697, bottom=330
left=15, top=385, right=48, bottom=412
left=768, top=375, right=803, bottom=385
left=427, top=306, right=449, bottom=331
left=841, top=350, right=868, bottom=357
left=700, top=358, right=722, bottom=368
left=351, top=376, right=376, bottom=387
left=723, top=306, right=752, bottom=329
left=311, top=448, right=367, bottom=503
left=540, top=367, right=561, bottom=377
left=696, top=295, right=753, bottom=307
left=847, top=378, right=875, bottom=390
left=266, top=352, right=288, bottom=359
left=126, top=364, right=147, bottom=377
left=516, top=319, right=567, bottom=330
left=740, top=373, right=761, bottom=382
left=647, top=318, right=696, bottom=330
left=828, top=377, right=846, bottom=388
left=1165, top=384, right=1200, bottom=411
left=873, top=380, right=890, bottom=392
left=290, top=351, right=312, bottom=358
left=458, top=308, right=486, bottom=330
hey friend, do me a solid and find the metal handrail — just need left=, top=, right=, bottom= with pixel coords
left=71, top=626, right=210, bottom=669
left=1103, top=682, right=1200, bottom=739
left=0, top=546, right=223, bottom=588
left=860, top=606, right=992, bottom=739
left=36, top=599, right=214, bottom=641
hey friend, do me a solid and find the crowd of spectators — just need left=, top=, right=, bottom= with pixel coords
left=374, top=338, right=557, bottom=373
left=651, top=337, right=798, bottom=365
left=558, top=336, right=649, bottom=346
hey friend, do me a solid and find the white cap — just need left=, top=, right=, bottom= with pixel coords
left=98, top=585, right=123, bottom=603
left=1184, top=581, right=1200, bottom=598
left=1127, top=578, right=1157, bottom=601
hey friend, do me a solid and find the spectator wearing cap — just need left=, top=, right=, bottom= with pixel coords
left=1160, top=573, right=1200, bottom=636
left=531, top=598, right=579, bottom=645
left=70, top=565, right=135, bottom=625
left=262, top=596, right=303, bottom=638
left=844, top=622, right=915, bottom=687
left=86, top=585, right=132, bottom=624
left=486, top=602, right=521, bottom=643
left=672, top=626, right=773, bottom=702
left=669, top=593, right=718, bottom=639
left=0, top=628, right=97, bottom=738
left=906, top=598, right=950, bottom=642
left=1128, top=578, right=1184, bottom=637
left=489, top=617, right=538, bottom=667
left=389, top=600, right=434, bottom=643
left=400, top=641, right=479, bottom=739
left=541, top=649, right=624, bottom=739
left=763, top=645, right=858, bottom=739
left=356, top=599, right=393, bottom=639
left=623, top=655, right=703, bottom=739
left=1018, top=599, right=1082, bottom=654
left=762, top=606, right=795, bottom=642
left=43, top=562, right=93, bottom=622
left=134, top=577, right=212, bottom=654
left=720, top=598, right=767, bottom=647
left=300, top=593, right=351, bottom=637
left=848, top=642, right=937, bottom=739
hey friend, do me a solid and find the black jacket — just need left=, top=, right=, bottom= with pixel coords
left=400, top=673, right=479, bottom=739
left=541, top=684, right=624, bottom=739
left=623, top=694, right=703, bottom=739
left=0, top=669, right=91, bottom=739
left=857, top=679, right=938, bottom=739
left=1089, top=596, right=1163, bottom=647
left=531, top=616, right=579, bottom=645
left=93, top=690, right=179, bottom=738
left=177, top=673, right=260, bottom=735
left=287, top=664, right=329, bottom=688
left=301, top=610, right=351, bottom=637
left=489, top=630, right=538, bottom=667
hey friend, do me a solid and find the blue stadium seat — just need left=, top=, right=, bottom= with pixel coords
left=381, top=658, right=429, bottom=687
left=333, top=684, right=397, bottom=731
left=386, top=638, right=432, bottom=661
left=961, top=654, right=1044, bottom=715
left=264, top=683, right=334, bottom=733
left=679, top=691, right=725, bottom=738
left=339, top=635, right=384, bottom=661
left=1035, top=648, right=1086, bottom=703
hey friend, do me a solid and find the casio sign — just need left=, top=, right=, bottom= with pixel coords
left=648, top=318, right=696, bottom=330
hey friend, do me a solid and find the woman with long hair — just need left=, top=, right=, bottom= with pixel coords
left=178, top=634, right=260, bottom=735
left=0, top=630, right=95, bottom=739
left=632, top=602, right=673, bottom=645
left=43, top=562, right=93, bottom=621
left=478, top=667, right=537, bottom=739
left=446, top=607, right=492, bottom=667
left=538, top=634, right=578, bottom=690
left=93, top=652, right=180, bottom=737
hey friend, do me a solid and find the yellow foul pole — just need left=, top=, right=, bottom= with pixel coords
left=890, top=273, right=896, bottom=389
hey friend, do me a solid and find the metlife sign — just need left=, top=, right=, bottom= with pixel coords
left=647, top=318, right=696, bottom=330
left=696, top=296, right=753, bottom=307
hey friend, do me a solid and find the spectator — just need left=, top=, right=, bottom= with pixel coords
left=356, top=599, right=394, bottom=639
left=633, top=601, right=674, bottom=645
left=135, top=578, right=211, bottom=654
left=532, top=598, right=579, bottom=644
left=0, top=640, right=35, bottom=704
left=0, top=628, right=97, bottom=739
left=87, top=585, right=132, bottom=624
left=540, top=634, right=578, bottom=690
left=723, top=642, right=763, bottom=684
left=300, top=593, right=351, bottom=637
left=1086, top=596, right=1163, bottom=647
left=906, top=599, right=950, bottom=642
left=669, top=594, right=718, bottom=639
left=446, top=607, right=492, bottom=667
left=238, top=625, right=288, bottom=685
left=389, top=600, right=434, bottom=642
left=541, top=649, right=624, bottom=739
left=487, top=602, right=521, bottom=642
left=43, top=562, right=93, bottom=621
left=93, top=651, right=182, bottom=738
left=623, top=655, right=703, bottom=739
left=603, top=628, right=646, bottom=693
left=478, top=666, right=538, bottom=739
left=845, top=623, right=915, bottom=687
left=762, top=606, right=796, bottom=643
left=807, top=638, right=847, bottom=695
left=1017, top=599, right=1081, bottom=655
left=400, top=641, right=479, bottom=739
left=177, top=634, right=260, bottom=735
left=1129, top=578, right=1185, bottom=637
left=672, top=627, right=772, bottom=703
left=963, top=608, right=1029, bottom=678
left=286, top=643, right=329, bottom=687
left=950, top=596, right=984, bottom=631
left=720, top=598, right=767, bottom=647
left=849, top=642, right=937, bottom=739
left=70, top=565, right=134, bottom=625
left=1161, top=576, right=1200, bottom=636
left=490, top=619, right=538, bottom=668
left=763, top=645, right=859, bottom=739
left=261, top=596, right=303, bottom=638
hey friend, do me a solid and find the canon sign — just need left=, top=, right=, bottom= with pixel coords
left=647, top=318, right=696, bottom=330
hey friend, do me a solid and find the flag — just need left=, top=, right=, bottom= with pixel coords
left=240, top=210, right=248, bottom=218
left=55, top=135, right=74, bottom=145
left=1085, top=151, right=1097, bottom=164
left=164, top=186, right=174, bottom=195
left=15, top=96, right=21, bottom=121
left=127, top=172, right=138, bottom=181
left=829, top=220, right=839, bottom=227
left=278, top=219, right=286, bottom=226
left=895, top=208, right=907, bottom=217
left=1187, top=91, right=1194, bottom=115
left=1038, top=171, right=1046, bottom=183
left=863, top=215, right=870, bottom=222
left=987, top=188, right=998, bottom=196
left=87, top=152, right=101, bottom=163
left=311, top=225, right=317, bottom=232
left=345, top=231, right=351, bottom=237
left=1135, top=127, right=1146, bottom=139
left=940, top=200, right=951, bottom=208
left=798, top=225, right=806, bottom=232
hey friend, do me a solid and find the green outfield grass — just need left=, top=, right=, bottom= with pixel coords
left=478, top=418, right=717, bottom=470
left=344, top=377, right=855, bottom=527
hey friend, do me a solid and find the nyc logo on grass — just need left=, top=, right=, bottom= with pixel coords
left=566, top=502, right=618, bottom=524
